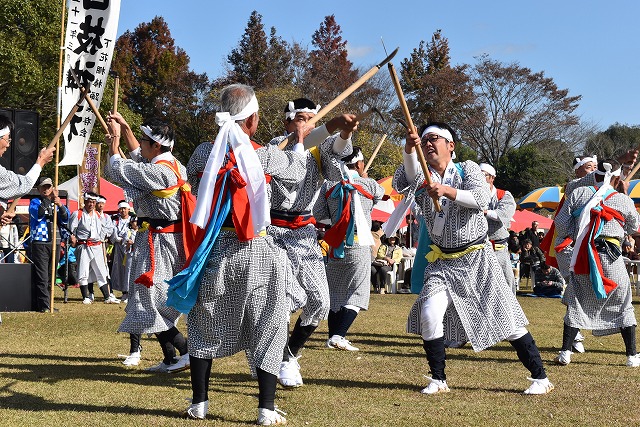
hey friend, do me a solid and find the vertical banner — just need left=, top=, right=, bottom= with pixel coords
left=59, top=0, right=121, bottom=166
left=78, top=143, right=102, bottom=201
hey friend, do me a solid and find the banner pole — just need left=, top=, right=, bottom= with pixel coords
left=49, top=0, right=67, bottom=313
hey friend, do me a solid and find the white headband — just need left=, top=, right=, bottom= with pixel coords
left=118, top=201, right=130, bottom=209
left=595, top=162, right=621, bottom=177
left=97, top=197, right=106, bottom=203
left=421, top=126, right=453, bottom=142
left=140, top=125, right=175, bottom=150
left=574, top=155, right=597, bottom=171
left=285, top=101, right=321, bottom=121
left=84, top=193, right=98, bottom=201
left=345, top=151, right=364, bottom=165
left=479, top=163, right=496, bottom=177
left=0, top=127, right=9, bottom=137
left=216, top=95, right=259, bottom=125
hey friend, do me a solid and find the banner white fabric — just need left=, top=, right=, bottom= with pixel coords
left=59, top=0, right=121, bottom=166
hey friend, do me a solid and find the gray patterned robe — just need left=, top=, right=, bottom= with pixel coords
left=486, top=187, right=517, bottom=291
left=393, top=161, right=529, bottom=352
left=109, top=215, right=135, bottom=293
left=187, top=143, right=308, bottom=376
left=0, top=164, right=40, bottom=207
left=554, top=185, right=638, bottom=335
left=266, top=133, right=351, bottom=325
left=314, top=172, right=384, bottom=311
left=106, top=152, right=185, bottom=334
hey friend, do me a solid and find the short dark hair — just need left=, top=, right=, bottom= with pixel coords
left=342, top=146, right=363, bottom=166
left=0, top=115, right=13, bottom=131
left=522, top=238, right=532, bottom=245
left=284, top=98, right=317, bottom=121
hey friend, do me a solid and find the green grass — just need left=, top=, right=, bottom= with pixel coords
left=1, top=284, right=639, bottom=426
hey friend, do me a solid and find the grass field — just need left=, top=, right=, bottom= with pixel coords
left=1, top=285, right=639, bottom=426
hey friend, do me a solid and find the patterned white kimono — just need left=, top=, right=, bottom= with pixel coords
left=394, top=160, right=529, bottom=352
left=314, top=172, right=384, bottom=312
left=0, top=164, right=40, bottom=207
left=186, top=144, right=307, bottom=376
left=266, top=131, right=351, bottom=325
left=106, top=150, right=185, bottom=335
left=109, top=215, right=135, bottom=293
left=69, top=209, right=109, bottom=287
left=555, top=185, right=638, bottom=335
left=486, top=187, right=517, bottom=291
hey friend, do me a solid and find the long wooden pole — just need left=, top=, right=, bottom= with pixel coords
left=363, top=134, right=387, bottom=173
left=387, top=63, right=441, bottom=212
left=624, top=160, right=640, bottom=183
left=278, top=48, right=398, bottom=150
left=49, top=0, right=67, bottom=312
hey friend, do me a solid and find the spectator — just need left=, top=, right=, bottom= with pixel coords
left=0, top=219, right=19, bottom=263
left=29, top=177, right=70, bottom=312
left=533, top=263, right=565, bottom=297
left=622, top=240, right=638, bottom=260
left=524, top=221, right=541, bottom=247
left=520, top=238, right=545, bottom=280
left=371, top=235, right=402, bottom=294
left=371, top=220, right=384, bottom=259
left=57, top=242, right=77, bottom=288
left=405, top=214, right=419, bottom=248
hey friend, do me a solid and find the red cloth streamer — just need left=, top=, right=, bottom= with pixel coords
left=135, top=222, right=181, bottom=288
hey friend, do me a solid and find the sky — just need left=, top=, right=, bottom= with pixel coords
left=114, top=0, right=640, bottom=130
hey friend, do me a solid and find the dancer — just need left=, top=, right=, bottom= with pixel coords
left=267, top=98, right=358, bottom=388
left=393, top=122, right=553, bottom=395
left=170, top=84, right=307, bottom=424
left=69, top=193, right=120, bottom=304
left=479, top=163, right=517, bottom=293
left=553, top=159, right=639, bottom=367
left=105, top=114, right=190, bottom=373
left=314, top=146, right=384, bottom=352
left=109, top=200, right=135, bottom=302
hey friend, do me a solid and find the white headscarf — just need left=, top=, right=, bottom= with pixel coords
left=190, top=95, right=269, bottom=235
left=574, top=155, right=597, bottom=171
left=140, top=125, right=175, bottom=150
left=285, top=101, right=320, bottom=121
left=0, top=127, right=9, bottom=137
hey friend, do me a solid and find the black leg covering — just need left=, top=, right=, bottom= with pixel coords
left=190, top=356, right=212, bottom=404
left=422, top=337, right=446, bottom=381
left=99, top=284, right=110, bottom=299
left=335, top=307, right=358, bottom=338
left=129, top=333, right=142, bottom=353
left=256, top=367, right=277, bottom=410
left=80, top=285, right=89, bottom=299
left=157, top=327, right=188, bottom=356
left=509, top=332, right=546, bottom=379
left=88, top=283, right=94, bottom=296
left=327, top=309, right=342, bottom=338
left=621, top=326, right=637, bottom=356
left=155, top=332, right=177, bottom=364
left=288, top=316, right=318, bottom=357
left=561, top=323, right=580, bottom=351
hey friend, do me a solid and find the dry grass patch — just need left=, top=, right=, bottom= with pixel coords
left=1, top=287, right=639, bottom=426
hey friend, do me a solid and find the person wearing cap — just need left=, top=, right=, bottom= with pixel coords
left=0, top=115, right=55, bottom=225
left=314, top=146, right=385, bottom=352
left=480, top=163, right=517, bottom=293
left=105, top=113, right=191, bottom=375
left=164, top=84, right=308, bottom=423
left=29, top=177, right=70, bottom=312
left=109, top=200, right=135, bottom=302
left=553, top=159, right=640, bottom=368
left=264, top=98, right=359, bottom=388
left=69, top=192, right=120, bottom=305
left=394, top=121, right=553, bottom=395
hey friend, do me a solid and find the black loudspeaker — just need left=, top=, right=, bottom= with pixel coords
left=0, top=109, right=40, bottom=175
left=0, top=263, right=32, bottom=312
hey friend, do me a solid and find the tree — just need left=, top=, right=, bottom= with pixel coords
left=112, top=16, right=215, bottom=164
left=459, top=57, right=582, bottom=167
left=583, top=123, right=640, bottom=162
left=0, top=0, right=62, bottom=152
left=399, top=31, right=476, bottom=127
left=302, top=15, right=358, bottom=104
left=223, top=11, right=294, bottom=90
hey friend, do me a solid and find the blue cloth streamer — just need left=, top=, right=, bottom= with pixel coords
left=166, top=171, right=231, bottom=314
left=328, top=182, right=357, bottom=259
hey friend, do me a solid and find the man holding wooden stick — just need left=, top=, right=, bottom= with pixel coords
left=267, top=98, right=358, bottom=388
left=393, top=121, right=553, bottom=395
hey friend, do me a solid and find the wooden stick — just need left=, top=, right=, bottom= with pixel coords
left=387, top=62, right=441, bottom=212
left=364, top=134, right=388, bottom=173
left=624, top=161, right=640, bottom=183
left=113, top=75, right=119, bottom=113
left=278, top=48, right=398, bottom=150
